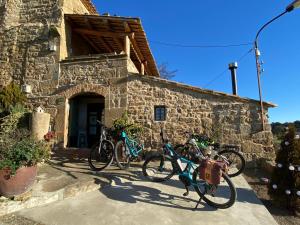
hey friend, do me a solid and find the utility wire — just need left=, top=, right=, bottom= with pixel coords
left=203, top=48, right=254, bottom=88
left=150, top=40, right=252, bottom=48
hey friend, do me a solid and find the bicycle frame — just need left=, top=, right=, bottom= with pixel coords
left=96, top=124, right=114, bottom=153
left=120, top=130, right=143, bottom=158
left=163, top=143, right=198, bottom=187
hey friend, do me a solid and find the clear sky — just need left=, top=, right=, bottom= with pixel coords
left=93, top=0, right=300, bottom=123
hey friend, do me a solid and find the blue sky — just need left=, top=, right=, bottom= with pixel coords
left=93, top=0, right=300, bottom=123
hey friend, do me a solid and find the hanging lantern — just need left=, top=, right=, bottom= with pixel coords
left=297, top=191, right=300, bottom=196
left=272, top=184, right=278, bottom=189
left=48, top=25, right=60, bottom=52
left=277, top=163, right=283, bottom=168
left=285, top=141, right=289, bottom=146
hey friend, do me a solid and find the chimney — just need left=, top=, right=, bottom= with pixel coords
left=228, top=62, right=238, bottom=96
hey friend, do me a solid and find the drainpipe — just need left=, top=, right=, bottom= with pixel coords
left=228, top=62, right=238, bottom=96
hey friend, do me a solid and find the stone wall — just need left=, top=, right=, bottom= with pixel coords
left=0, top=0, right=93, bottom=90
left=46, top=54, right=129, bottom=146
left=126, top=74, right=274, bottom=162
left=0, top=0, right=62, bottom=93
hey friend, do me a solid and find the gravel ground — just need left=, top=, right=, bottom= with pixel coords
left=243, top=168, right=300, bottom=225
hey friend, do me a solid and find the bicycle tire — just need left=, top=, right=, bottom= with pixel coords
left=214, top=149, right=246, bottom=177
left=114, top=140, right=131, bottom=170
left=193, top=168, right=236, bottom=209
left=142, top=153, right=175, bottom=182
left=88, top=140, right=114, bottom=171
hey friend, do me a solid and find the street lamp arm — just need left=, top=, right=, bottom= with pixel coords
left=255, top=10, right=288, bottom=48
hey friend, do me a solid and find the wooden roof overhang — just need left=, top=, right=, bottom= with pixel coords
left=65, top=14, right=160, bottom=77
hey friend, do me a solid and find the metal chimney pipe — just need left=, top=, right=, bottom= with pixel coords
left=228, top=62, right=238, bottom=95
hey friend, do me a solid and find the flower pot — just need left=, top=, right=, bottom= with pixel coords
left=0, top=165, right=37, bottom=198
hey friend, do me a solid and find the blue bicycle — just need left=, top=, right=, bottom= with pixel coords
left=142, top=129, right=237, bottom=209
left=114, top=125, right=144, bottom=170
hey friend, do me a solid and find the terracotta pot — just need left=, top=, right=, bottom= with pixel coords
left=0, top=165, right=37, bottom=197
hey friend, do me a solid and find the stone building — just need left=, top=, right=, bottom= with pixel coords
left=0, top=0, right=275, bottom=161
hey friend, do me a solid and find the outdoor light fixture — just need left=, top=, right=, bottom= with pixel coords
left=48, top=25, right=60, bottom=52
left=286, top=0, right=300, bottom=11
left=254, top=0, right=300, bottom=131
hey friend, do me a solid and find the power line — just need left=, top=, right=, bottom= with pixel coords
left=203, top=48, right=253, bottom=88
left=150, top=40, right=252, bottom=48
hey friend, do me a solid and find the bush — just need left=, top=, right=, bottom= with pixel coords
left=0, top=107, right=50, bottom=175
left=269, top=125, right=300, bottom=214
left=112, top=112, right=143, bottom=139
left=0, top=138, right=50, bottom=175
left=0, top=83, right=26, bottom=115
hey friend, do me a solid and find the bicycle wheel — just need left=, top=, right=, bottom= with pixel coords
left=114, top=140, right=131, bottom=170
left=193, top=168, right=236, bottom=209
left=214, top=150, right=246, bottom=177
left=142, top=153, right=175, bottom=182
left=88, top=140, right=114, bottom=171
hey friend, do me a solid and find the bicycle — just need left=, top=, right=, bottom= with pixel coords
left=88, top=121, right=114, bottom=171
left=143, top=129, right=237, bottom=209
left=114, top=124, right=144, bottom=170
left=175, top=133, right=246, bottom=177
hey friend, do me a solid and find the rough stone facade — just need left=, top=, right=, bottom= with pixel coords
left=0, top=0, right=275, bottom=161
left=126, top=75, right=274, bottom=161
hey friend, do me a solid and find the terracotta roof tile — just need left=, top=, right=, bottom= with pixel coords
left=80, top=0, right=98, bottom=14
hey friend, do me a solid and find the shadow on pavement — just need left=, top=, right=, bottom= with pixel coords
left=96, top=173, right=217, bottom=212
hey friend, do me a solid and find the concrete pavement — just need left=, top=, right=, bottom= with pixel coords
left=13, top=168, right=278, bottom=225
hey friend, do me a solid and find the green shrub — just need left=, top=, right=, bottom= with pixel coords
left=0, top=138, right=50, bottom=175
left=112, top=112, right=143, bottom=139
left=0, top=83, right=26, bottom=113
left=0, top=107, right=50, bottom=175
left=269, top=125, right=300, bottom=214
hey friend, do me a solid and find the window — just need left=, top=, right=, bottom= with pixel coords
left=154, top=106, right=167, bottom=121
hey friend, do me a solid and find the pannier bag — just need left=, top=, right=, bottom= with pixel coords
left=198, top=159, right=228, bottom=185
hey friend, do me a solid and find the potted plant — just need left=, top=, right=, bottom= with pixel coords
left=0, top=106, right=50, bottom=197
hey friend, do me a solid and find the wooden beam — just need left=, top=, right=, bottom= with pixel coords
left=84, top=17, right=93, bottom=29
left=130, top=43, right=142, bottom=64
left=81, top=34, right=102, bottom=53
left=129, top=36, right=145, bottom=62
left=98, top=37, right=113, bottom=53
left=73, top=28, right=133, bottom=38
left=112, top=37, right=124, bottom=52
left=124, top=21, right=131, bottom=32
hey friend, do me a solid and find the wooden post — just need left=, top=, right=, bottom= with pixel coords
left=140, top=62, right=145, bottom=75
left=124, top=35, right=130, bottom=58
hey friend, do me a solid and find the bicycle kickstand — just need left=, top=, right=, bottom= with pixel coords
left=194, top=189, right=207, bottom=210
left=194, top=196, right=203, bottom=210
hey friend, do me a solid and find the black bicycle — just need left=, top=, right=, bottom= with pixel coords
left=88, top=121, right=114, bottom=171
left=175, top=134, right=246, bottom=177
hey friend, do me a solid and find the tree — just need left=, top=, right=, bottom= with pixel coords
left=158, top=62, right=178, bottom=80
left=269, top=125, right=300, bottom=215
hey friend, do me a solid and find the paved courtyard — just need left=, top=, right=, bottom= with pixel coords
left=10, top=166, right=277, bottom=225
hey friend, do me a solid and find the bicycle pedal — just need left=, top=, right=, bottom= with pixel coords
left=183, top=186, right=189, bottom=196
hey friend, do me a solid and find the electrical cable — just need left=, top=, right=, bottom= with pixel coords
left=150, top=40, right=252, bottom=48
left=203, top=48, right=253, bottom=88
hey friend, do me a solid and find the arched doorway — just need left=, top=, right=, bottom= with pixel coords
left=67, top=93, right=105, bottom=148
